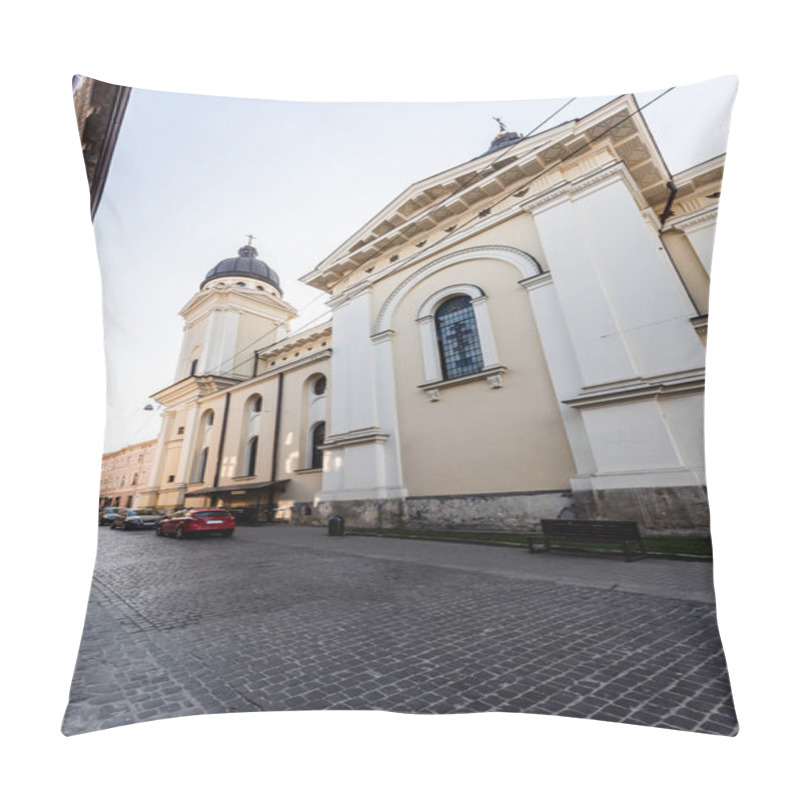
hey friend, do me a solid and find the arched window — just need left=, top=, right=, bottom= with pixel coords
left=435, top=295, right=484, bottom=379
left=191, top=410, right=215, bottom=483
left=196, top=447, right=209, bottom=482
left=313, top=376, right=327, bottom=396
left=190, top=359, right=198, bottom=377
left=250, top=394, right=263, bottom=413
left=311, top=423, right=325, bottom=470
left=246, top=436, right=258, bottom=476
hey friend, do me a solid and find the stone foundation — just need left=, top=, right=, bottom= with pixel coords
left=571, top=485, right=710, bottom=536
left=308, top=485, right=711, bottom=535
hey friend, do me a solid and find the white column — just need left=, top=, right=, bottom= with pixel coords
left=142, top=411, right=172, bottom=494
left=673, top=210, right=718, bottom=275
left=318, top=288, right=406, bottom=501
left=328, top=289, right=380, bottom=436
left=527, top=163, right=706, bottom=386
left=521, top=274, right=597, bottom=490
left=174, top=403, right=200, bottom=487
left=525, top=163, right=707, bottom=491
left=371, top=330, right=405, bottom=495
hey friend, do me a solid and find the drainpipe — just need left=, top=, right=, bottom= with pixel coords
left=211, top=392, right=231, bottom=505
left=659, top=180, right=678, bottom=228
left=268, top=371, right=284, bottom=522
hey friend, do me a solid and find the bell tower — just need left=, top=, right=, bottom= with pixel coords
left=175, top=239, right=297, bottom=381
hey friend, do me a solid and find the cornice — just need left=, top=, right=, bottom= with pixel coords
left=320, top=427, right=389, bottom=449
left=564, top=370, right=705, bottom=409
left=418, top=365, right=508, bottom=401
left=519, top=272, right=553, bottom=291
left=662, top=206, right=719, bottom=234
left=261, top=348, right=332, bottom=377
left=522, top=160, right=642, bottom=215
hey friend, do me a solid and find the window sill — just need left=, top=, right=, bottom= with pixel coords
left=294, top=467, right=323, bottom=475
left=418, top=365, right=507, bottom=401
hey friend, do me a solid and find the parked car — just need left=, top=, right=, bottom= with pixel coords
left=99, top=507, right=123, bottom=526
left=111, top=508, right=165, bottom=530
left=156, top=507, right=236, bottom=539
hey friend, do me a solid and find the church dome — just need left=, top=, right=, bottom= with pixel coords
left=201, top=243, right=282, bottom=293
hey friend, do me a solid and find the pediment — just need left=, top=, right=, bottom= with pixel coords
left=301, top=95, right=679, bottom=292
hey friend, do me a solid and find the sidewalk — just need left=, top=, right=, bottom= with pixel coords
left=252, top=525, right=718, bottom=604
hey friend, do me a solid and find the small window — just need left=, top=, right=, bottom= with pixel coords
left=190, top=359, right=198, bottom=377
left=237, top=281, right=246, bottom=287
left=313, top=376, right=327, bottom=396
left=177, top=426, right=185, bottom=435
left=167, top=475, right=175, bottom=483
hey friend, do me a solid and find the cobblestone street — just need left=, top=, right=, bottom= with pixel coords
left=62, top=526, right=737, bottom=736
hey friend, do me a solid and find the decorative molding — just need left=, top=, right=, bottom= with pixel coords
left=370, top=329, right=395, bottom=345
left=326, top=282, right=374, bottom=311
left=564, top=370, right=705, bottom=409
left=262, top=349, right=332, bottom=377
left=519, top=272, right=553, bottom=291
left=691, top=315, right=708, bottom=337
left=418, top=365, right=508, bottom=398
left=374, top=245, right=542, bottom=334
left=416, top=283, right=485, bottom=320
left=662, top=206, right=718, bottom=234
left=320, top=426, right=390, bottom=449
left=522, top=160, right=642, bottom=215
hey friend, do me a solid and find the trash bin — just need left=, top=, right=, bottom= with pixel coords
left=328, top=515, right=345, bottom=536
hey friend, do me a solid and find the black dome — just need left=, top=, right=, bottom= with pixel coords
left=201, top=244, right=281, bottom=292
left=483, top=117, right=524, bottom=155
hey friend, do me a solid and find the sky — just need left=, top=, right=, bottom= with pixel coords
left=92, top=76, right=737, bottom=452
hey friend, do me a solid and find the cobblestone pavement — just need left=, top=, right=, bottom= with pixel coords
left=62, top=526, right=737, bottom=736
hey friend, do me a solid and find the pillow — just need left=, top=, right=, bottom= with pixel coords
left=64, top=75, right=738, bottom=736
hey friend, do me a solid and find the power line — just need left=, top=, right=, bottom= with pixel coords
left=330, top=89, right=674, bottom=289
left=201, top=98, right=577, bottom=378
left=203, top=90, right=674, bottom=381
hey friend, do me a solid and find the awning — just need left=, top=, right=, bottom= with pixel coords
left=184, top=479, right=290, bottom=498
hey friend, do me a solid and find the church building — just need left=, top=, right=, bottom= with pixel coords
left=139, top=94, right=721, bottom=534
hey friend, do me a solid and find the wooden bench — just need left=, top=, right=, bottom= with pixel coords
left=528, top=519, right=646, bottom=562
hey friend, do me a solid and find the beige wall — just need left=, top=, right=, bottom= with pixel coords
left=368, top=212, right=546, bottom=313
left=387, top=252, right=576, bottom=496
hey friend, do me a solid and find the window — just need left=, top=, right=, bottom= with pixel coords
left=435, top=295, right=484, bottom=379
left=415, top=284, right=502, bottom=393
left=246, top=436, right=258, bottom=476
left=196, top=448, right=209, bottom=483
left=191, top=410, right=215, bottom=482
left=250, top=394, right=263, bottom=413
left=311, top=423, right=325, bottom=470
left=190, top=359, right=198, bottom=376
left=313, top=376, right=327, bottom=396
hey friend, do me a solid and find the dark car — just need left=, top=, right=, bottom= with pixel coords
left=111, top=508, right=165, bottom=530
left=99, top=507, right=124, bottom=526
left=156, top=507, right=236, bottom=539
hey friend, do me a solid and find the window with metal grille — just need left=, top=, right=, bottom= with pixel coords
left=435, top=295, right=484, bottom=379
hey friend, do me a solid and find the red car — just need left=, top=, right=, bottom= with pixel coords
left=156, top=507, right=235, bottom=539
